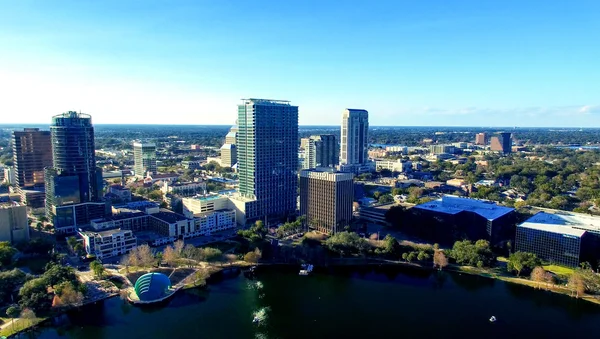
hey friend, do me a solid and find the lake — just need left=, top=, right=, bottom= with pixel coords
left=33, top=266, right=600, bottom=339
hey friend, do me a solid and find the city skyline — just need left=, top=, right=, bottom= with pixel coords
left=1, top=1, right=599, bottom=127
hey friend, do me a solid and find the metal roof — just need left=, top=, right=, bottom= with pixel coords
left=413, top=195, right=514, bottom=220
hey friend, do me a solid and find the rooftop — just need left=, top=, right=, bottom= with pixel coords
left=413, top=195, right=514, bottom=220
left=151, top=210, right=189, bottom=223
left=187, top=194, right=226, bottom=202
left=518, top=211, right=600, bottom=237
left=81, top=228, right=131, bottom=237
left=0, top=201, right=24, bottom=209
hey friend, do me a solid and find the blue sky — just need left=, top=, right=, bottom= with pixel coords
left=0, top=1, right=599, bottom=126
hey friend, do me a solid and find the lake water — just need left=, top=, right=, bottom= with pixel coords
left=33, top=266, right=600, bottom=339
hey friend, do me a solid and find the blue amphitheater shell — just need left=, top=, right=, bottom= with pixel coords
left=134, top=272, right=172, bottom=301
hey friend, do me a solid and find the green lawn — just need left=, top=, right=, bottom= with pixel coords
left=543, top=265, right=575, bottom=276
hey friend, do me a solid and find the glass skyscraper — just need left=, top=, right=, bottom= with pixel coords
left=340, top=109, right=369, bottom=165
left=133, top=142, right=157, bottom=177
left=237, top=99, right=298, bottom=223
left=45, top=111, right=105, bottom=232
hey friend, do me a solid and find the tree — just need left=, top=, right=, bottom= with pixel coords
left=378, top=194, right=394, bottom=204
left=530, top=266, right=547, bottom=289
left=20, top=308, right=36, bottom=328
left=447, top=240, right=495, bottom=267
left=401, top=253, right=408, bottom=261
left=6, top=305, right=20, bottom=333
left=202, top=247, right=223, bottom=265
left=90, top=260, right=105, bottom=279
left=507, top=252, right=541, bottom=277
left=325, top=232, right=369, bottom=256
left=569, top=272, right=586, bottom=298
left=244, top=248, right=262, bottom=263
left=66, top=237, right=78, bottom=250
left=406, top=252, right=416, bottom=263
left=128, top=244, right=154, bottom=268
left=0, top=241, right=17, bottom=267
left=194, top=268, right=209, bottom=287
left=433, top=250, right=448, bottom=270
left=174, top=240, right=185, bottom=257
left=52, top=281, right=84, bottom=307
left=163, top=245, right=177, bottom=267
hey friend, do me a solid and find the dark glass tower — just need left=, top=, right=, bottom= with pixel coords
left=50, top=111, right=98, bottom=202
left=45, top=112, right=105, bottom=232
left=237, top=99, right=298, bottom=223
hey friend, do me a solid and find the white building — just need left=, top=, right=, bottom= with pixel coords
left=181, top=194, right=230, bottom=217
left=0, top=201, right=29, bottom=244
left=3, top=167, right=16, bottom=185
left=375, top=159, right=412, bottom=173
left=193, top=209, right=236, bottom=235
left=161, top=181, right=207, bottom=197
left=385, top=146, right=408, bottom=154
left=79, top=228, right=137, bottom=260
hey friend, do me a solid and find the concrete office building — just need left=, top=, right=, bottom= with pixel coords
left=299, top=169, right=354, bottom=234
left=12, top=129, right=52, bottom=205
left=515, top=211, right=600, bottom=267
left=475, top=133, right=487, bottom=145
left=340, top=109, right=369, bottom=166
left=302, top=135, right=338, bottom=170
left=133, top=142, right=157, bottom=177
left=490, top=132, right=512, bottom=154
left=45, top=111, right=105, bottom=233
left=429, top=144, right=456, bottom=155
left=220, top=124, right=238, bottom=168
left=236, top=99, right=298, bottom=224
left=0, top=201, right=30, bottom=244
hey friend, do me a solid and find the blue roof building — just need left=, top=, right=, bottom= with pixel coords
left=408, top=195, right=516, bottom=246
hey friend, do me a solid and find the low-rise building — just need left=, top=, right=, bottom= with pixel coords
left=182, top=194, right=230, bottom=217
left=0, top=201, right=29, bottom=244
left=515, top=211, right=600, bottom=267
left=375, top=159, right=412, bottom=173
left=193, top=209, right=236, bottom=235
left=161, top=181, right=207, bottom=197
left=107, top=185, right=132, bottom=202
left=407, top=195, right=515, bottom=246
left=182, top=160, right=203, bottom=170
left=359, top=203, right=398, bottom=225
left=79, top=228, right=137, bottom=260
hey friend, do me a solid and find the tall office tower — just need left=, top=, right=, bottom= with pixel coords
left=12, top=128, right=52, bottom=190
left=475, top=133, right=487, bottom=145
left=237, top=99, right=298, bottom=223
left=45, top=111, right=106, bottom=233
left=0, top=201, right=29, bottom=244
left=340, top=109, right=369, bottom=165
left=133, top=142, right=157, bottom=177
left=490, top=132, right=512, bottom=154
left=299, top=169, right=354, bottom=234
left=303, top=135, right=338, bottom=169
left=221, top=124, right=238, bottom=168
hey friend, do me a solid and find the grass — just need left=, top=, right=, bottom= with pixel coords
left=543, top=265, right=575, bottom=276
left=0, top=316, right=46, bottom=337
left=203, top=241, right=238, bottom=253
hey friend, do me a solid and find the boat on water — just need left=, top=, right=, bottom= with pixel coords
left=489, top=316, right=497, bottom=323
left=299, top=264, right=314, bottom=275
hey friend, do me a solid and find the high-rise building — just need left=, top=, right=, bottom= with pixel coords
left=45, top=111, right=105, bottom=233
left=236, top=99, right=298, bottom=224
left=340, top=109, right=369, bottom=166
left=303, top=135, right=338, bottom=169
left=475, top=133, right=487, bottom=145
left=220, top=124, right=238, bottom=168
left=12, top=128, right=52, bottom=189
left=133, top=142, right=157, bottom=177
left=0, top=201, right=30, bottom=244
left=299, top=169, right=354, bottom=234
left=490, top=132, right=512, bottom=154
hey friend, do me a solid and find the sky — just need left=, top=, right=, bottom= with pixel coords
left=0, top=0, right=599, bottom=127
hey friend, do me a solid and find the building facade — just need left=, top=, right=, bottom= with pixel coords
left=133, top=142, right=157, bottom=177
left=340, top=109, right=369, bottom=166
left=302, top=135, right=338, bottom=170
left=45, top=111, right=104, bottom=233
left=515, top=211, right=600, bottom=267
left=12, top=128, right=52, bottom=193
left=79, top=228, right=137, bottom=260
left=237, top=99, right=298, bottom=224
left=299, top=169, right=354, bottom=234
left=0, top=202, right=29, bottom=244
left=490, top=132, right=512, bottom=154
left=475, top=133, right=487, bottom=145
left=407, top=195, right=516, bottom=246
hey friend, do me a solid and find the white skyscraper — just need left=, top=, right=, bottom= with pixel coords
left=340, top=109, right=369, bottom=165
